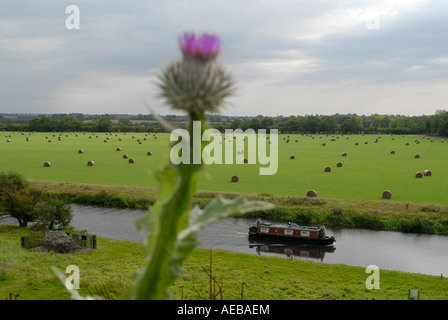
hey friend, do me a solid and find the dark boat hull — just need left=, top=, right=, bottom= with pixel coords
left=248, top=233, right=335, bottom=246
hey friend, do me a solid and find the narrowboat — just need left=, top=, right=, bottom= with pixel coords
left=248, top=221, right=335, bottom=246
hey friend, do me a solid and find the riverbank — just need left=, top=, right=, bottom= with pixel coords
left=1, top=224, right=447, bottom=300
left=28, top=180, right=448, bottom=235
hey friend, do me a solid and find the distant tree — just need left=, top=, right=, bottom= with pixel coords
left=61, top=116, right=82, bottom=131
left=96, top=117, right=113, bottom=132
left=230, top=118, right=242, bottom=130
left=32, top=198, right=73, bottom=231
left=241, top=118, right=252, bottom=130
left=373, top=115, right=391, bottom=128
left=429, top=110, right=448, bottom=136
left=261, top=116, right=275, bottom=129
left=340, top=117, right=362, bottom=133
left=249, top=117, right=262, bottom=130
left=0, top=171, right=27, bottom=195
left=303, top=115, right=321, bottom=133
left=283, top=116, right=300, bottom=133
left=319, top=116, right=339, bottom=133
left=0, top=171, right=39, bottom=228
left=1, top=190, right=39, bottom=228
left=119, top=118, right=133, bottom=126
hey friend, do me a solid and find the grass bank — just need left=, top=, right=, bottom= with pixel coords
left=1, top=224, right=447, bottom=300
left=28, top=180, right=448, bottom=235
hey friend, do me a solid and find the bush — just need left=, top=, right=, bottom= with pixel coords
left=1, top=189, right=38, bottom=227
left=0, top=171, right=27, bottom=196
left=31, top=198, right=73, bottom=231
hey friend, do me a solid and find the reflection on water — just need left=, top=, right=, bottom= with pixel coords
left=248, top=239, right=336, bottom=261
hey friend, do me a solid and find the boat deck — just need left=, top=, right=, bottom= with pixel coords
left=257, top=223, right=321, bottom=231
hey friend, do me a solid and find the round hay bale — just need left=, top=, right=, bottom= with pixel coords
left=382, top=190, right=392, bottom=199
left=78, top=149, right=84, bottom=154
left=116, top=147, right=121, bottom=151
left=43, top=162, right=51, bottom=167
left=355, top=142, right=359, bottom=146
left=341, top=152, right=347, bottom=157
left=231, top=175, right=239, bottom=182
left=391, top=150, right=395, bottom=154
left=290, top=155, right=295, bottom=160
left=26, top=137, right=30, bottom=141
left=306, top=190, right=318, bottom=198
left=147, top=151, right=152, bottom=156
left=336, top=162, right=342, bottom=167
left=415, top=172, right=423, bottom=178
left=243, top=158, right=248, bottom=163
left=424, top=170, right=432, bottom=176
left=128, top=158, right=135, bottom=164
left=324, top=166, right=331, bottom=172
left=414, top=154, right=420, bottom=159
left=405, top=142, right=409, bottom=146
left=87, top=160, right=94, bottom=167
left=6, top=139, right=11, bottom=143
left=123, top=154, right=128, bottom=159
left=322, top=143, right=326, bottom=146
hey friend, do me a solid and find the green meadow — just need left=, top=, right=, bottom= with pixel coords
left=1, top=225, right=448, bottom=300
left=2, top=131, right=448, bottom=301
left=1, top=131, right=447, bottom=206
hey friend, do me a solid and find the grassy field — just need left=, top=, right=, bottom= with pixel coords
left=2, top=132, right=448, bottom=301
left=1, top=131, right=447, bottom=206
left=1, top=224, right=447, bottom=300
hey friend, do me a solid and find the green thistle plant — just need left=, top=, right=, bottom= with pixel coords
left=125, top=32, right=274, bottom=300
left=54, top=32, right=273, bottom=301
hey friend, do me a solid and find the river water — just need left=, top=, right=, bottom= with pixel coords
left=3, top=204, right=448, bottom=277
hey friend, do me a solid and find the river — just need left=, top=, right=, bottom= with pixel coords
left=2, top=204, right=448, bottom=277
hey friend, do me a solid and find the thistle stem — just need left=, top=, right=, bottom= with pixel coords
left=134, top=111, right=205, bottom=299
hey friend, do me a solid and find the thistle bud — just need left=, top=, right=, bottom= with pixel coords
left=157, top=32, right=234, bottom=115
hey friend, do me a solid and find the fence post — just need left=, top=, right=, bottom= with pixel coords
left=92, top=235, right=97, bottom=249
left=21, top=236, right=25, bottom=248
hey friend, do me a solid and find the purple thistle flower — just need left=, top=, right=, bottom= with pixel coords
left=179, top=32, right=220, bottom=59
left=198, top=33, right=220, bottom=58
left=179, top=33, right=200, bottom=55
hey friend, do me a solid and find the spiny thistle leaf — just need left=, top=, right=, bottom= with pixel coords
left=178, top=195, right=274, bottom=241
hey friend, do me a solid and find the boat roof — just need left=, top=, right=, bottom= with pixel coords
left=258, top=223, right=321, bottom=231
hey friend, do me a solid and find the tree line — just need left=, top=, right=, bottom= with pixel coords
left=1, top=110, right=448, bottom=136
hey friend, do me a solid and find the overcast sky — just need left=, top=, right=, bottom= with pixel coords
left=1, top=0, right=447, bottom=117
